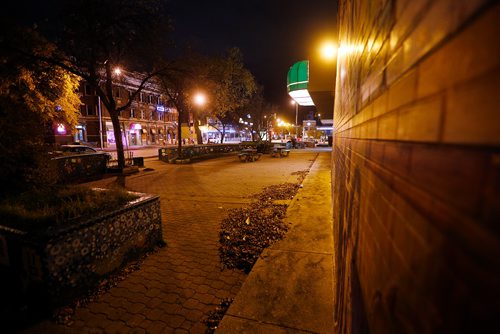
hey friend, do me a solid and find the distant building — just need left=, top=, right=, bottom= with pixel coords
left=303, top=119, right=333, bottom=144
left=52, top=72, right=179, bottom=148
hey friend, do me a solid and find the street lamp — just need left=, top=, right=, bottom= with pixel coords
left=193, top=92, right=207, bottom=106
left=320, top=41, right=337, bottom=60
left=291, top=100, right=298, bottom=137
left=97, top=65, right=123, bottom=149
left=192, top=92, right=207, bottom=143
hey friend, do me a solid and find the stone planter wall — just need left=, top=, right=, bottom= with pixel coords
left=52, top=153, right=109, bottom=182
left=0, top=192, right=163, bottom=308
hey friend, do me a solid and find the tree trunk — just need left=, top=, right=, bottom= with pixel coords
left=177, top=112, right=183, bottom=158
left=193, top=119, right=203, bottom=144
left=221, top=124, right=226, bottom=143
left=110, top=110, right=126, bottom=168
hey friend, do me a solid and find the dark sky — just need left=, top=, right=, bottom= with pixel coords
left=4, top=0, right=337, bottom=119
left=167, top=0, right=338, bottom=116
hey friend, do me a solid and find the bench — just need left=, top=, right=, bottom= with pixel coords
left=238, top=152, right=262, bottom=162
left=279, top=149, right=290, bottom=157
left=271, top=147, right=290, bottom=158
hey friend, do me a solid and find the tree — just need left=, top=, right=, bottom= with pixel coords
left=206, top=48, right=256, bottom=143
left=236, top=85, right=274, bottom=141
left=28, top=0, right=172, bottom=169
left=157, top=55, right=205, bottom=158
left=0, top=24, right=81, bottom=194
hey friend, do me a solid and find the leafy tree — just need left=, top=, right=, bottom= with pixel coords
left=29, top=0, right=172, bottom=169
left=236, top=85, right=274, bottom=141
left=206, top=48, right=256, bottom=143
left=157, top=55, right=206, bottom=157
left=0, top=24, right=81, bottom=195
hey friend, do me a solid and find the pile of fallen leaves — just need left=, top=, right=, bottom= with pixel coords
left=254, top=182, right=300, bottom=202
left=220, top=182, right=301, bottom=273
left=291, top=169, right=309, bottom=183
left=204, top=298, right=233, bottom=333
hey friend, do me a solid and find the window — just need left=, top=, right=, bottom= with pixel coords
left=115, top=87, right=121, bottom=98
left=140, top=110, right=145, bottom=119
left=148, top=95, right=154, bottom=104
left=140, top=93, right=145, bottom=103
left=87, top=105, right=96, bottom=116
left=84, top=84, right=92, bottom=95
left=130, top=109, right=135, bottom=118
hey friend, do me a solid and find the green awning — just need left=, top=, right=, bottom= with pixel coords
left=287, top=60, right=309, bottom=92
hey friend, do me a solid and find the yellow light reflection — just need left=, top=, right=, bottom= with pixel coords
left=337, top=44, right=364, bottom=57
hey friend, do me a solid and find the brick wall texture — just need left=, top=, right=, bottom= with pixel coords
left=333, top=0, right=500, bottom=333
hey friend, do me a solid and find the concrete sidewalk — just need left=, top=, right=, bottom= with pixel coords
left=218, top=153, right=334, bottom=333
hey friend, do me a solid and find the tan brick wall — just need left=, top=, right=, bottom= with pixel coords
left=333, top=1, right=500, bottom=333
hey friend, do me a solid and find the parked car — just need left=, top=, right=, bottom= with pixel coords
left=50, top=144, right=112, bottom=182
left=51, top=144, right=112, bottom=160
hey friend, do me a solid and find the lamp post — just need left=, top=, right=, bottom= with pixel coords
left=98, top=95, right=103, bottom=149
left=291, top=100, right=298, bottom=137
left=97, top=65, right=121, bottom=150
left=193, top=92, right=207, bottom=144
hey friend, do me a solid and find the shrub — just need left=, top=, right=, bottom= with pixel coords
left=0, top=185, right=139, bottom=232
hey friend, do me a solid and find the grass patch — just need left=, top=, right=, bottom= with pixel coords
left=0, top=185, right=139, bottom=232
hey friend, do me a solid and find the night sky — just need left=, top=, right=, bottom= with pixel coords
left=5, top=0, right=338, bottom=118
left=167, top=0, right=338, bottom=116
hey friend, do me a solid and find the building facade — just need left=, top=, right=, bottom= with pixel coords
left=53, top=73, right=179, bottom=148
left=333, top=1, right=500, bottom=333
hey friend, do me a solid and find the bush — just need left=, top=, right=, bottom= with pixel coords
left=0, top=185, right=139, bottom=232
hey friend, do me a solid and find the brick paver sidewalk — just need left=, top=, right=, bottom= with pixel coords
left=26, top=151, right=319, bottom=333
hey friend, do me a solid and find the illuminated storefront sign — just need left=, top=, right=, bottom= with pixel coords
left=56, top=124, right=66, bottom=134
left=287, top=60, right=315, bottom=106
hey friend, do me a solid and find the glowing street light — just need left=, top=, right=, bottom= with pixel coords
left=193, top=92, right=207, bottom=106
left=113, top=67, right=122, bottom=75
left=320, top=41, right=337, bottom=60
